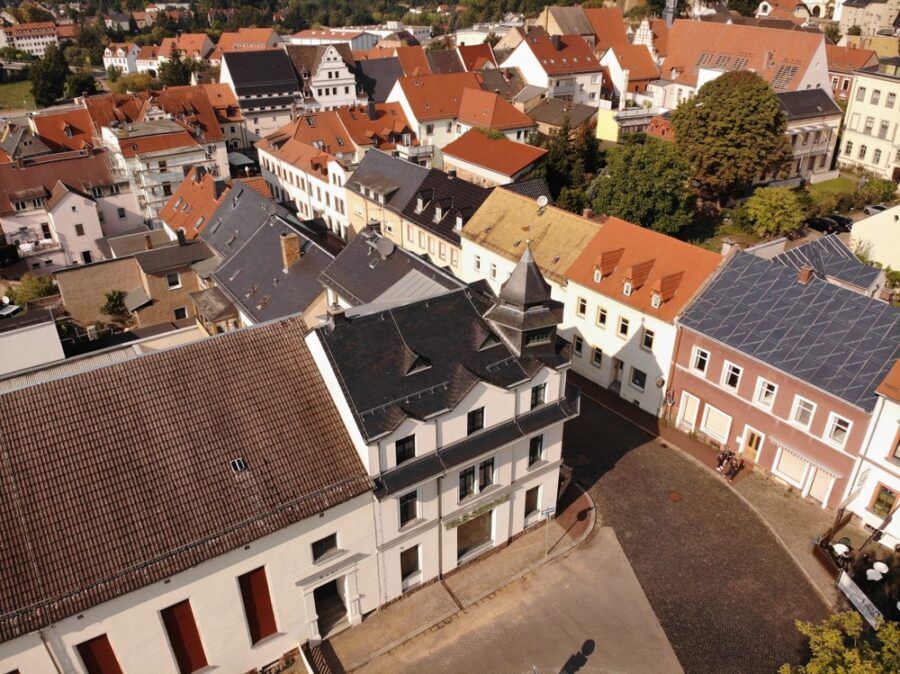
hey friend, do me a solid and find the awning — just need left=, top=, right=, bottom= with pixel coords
left=771, top=437, right=844, bottom=478
left=228, top=151, right=255, bottom=166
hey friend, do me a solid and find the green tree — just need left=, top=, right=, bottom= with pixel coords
left=101, top=290, right=131, bottom=327
left=64, top=71, right=98, bottom=99
left=484, top=32, right=501, bottom=48
left=158, top=48, right=192, bottom=86
left=590, top=139, right=695, bottom=234
left=672, top=71, right=793, bottom=202
left=111, top=72, right=157, bottom=94
left=8, top=273, right=56, bottom=305
left=106, top=65, right=123, bottom=82
left=824, top=24, right=842, bottom=44
left=780, top=612, right=900, bottom=674
left=848, top=25, right=863, bottom=36
left=744, top=187, right=806, bottom=238
left=30, top=44, right=69, bottom=108
left=858, top=177, right=898, bottom=207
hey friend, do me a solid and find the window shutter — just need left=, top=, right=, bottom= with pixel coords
left=161, top=600, right=208, bottom=674
left=76, top=634, right=124, bottom=674
left=239, top=567, right=278, bottom=644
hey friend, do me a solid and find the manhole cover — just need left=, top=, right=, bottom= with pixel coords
left=668, top=490, right=683, bottom=502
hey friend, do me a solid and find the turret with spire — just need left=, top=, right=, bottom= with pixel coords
left=483, top=246, right=564, bottom=359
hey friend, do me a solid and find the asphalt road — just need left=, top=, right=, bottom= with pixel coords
left=564, top=399, right=829, bottom=674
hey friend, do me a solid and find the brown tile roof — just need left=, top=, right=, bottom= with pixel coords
left=442, top=129, right=546, bottom=176
left=876, top=359, right=900, bottom=403
left=105, top=42, right=136, bottom=54
left=461, top=188, right=601, bottom=285
left=118, top=129, right=199, bottom=158
left=241, top=175, right=272, bottom=199
left=395, top=72, right=482, bottom=121
left=458, top=44, right=497, bottom=71
left=457, top=87, right=534, bottom=130
left=649, top=18, right=669, bottom=58
left=352, top=46, right=397, bottom=61
left=266, top=110, right=353, bottom=156
left=826, top=44, right=879, bottom=73
left=257, top=124, right=339, bottom=180
left=202, top=82, right=244, bottom=123
left=396, top=45, right=433, bottom=76
left=136, top=45, right=160, bottom=61
left=82, top=92, right=147, bottom=132
left=31, top=108, right=95, bottom=151
left=3, top=21, right=55, bottom=34
left=583, top=7, right=629, bottom=50
left=149, top=85, right=228, bottom=143
left=566, top=218, right=722, bottom=323
left=646, top=114, right=675, bottom=143
left=0, top=149, right=116, bottom=215
left=159, top=167, right=230, bottom=239
left=659, top=19, right=825, bottom=90
left=0, top=317, right=372, bottom=643
left=521, top=27, right=601, bottom=75
left=159, top=33, right=213, bottom=59
left=608, top=43, right=659, bottom=83
left=55, top=23, right=78, bottom=39
left=217, top=27, right=278, bottom=52
left=335, top=103, right=415, bottom=150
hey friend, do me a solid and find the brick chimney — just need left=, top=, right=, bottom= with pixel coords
left=798, top=265, right=814, bottom=285
left=176, top=228, right=186, bottom=246
left=280, top=231, right=301, bottom=272
left=144, top=234, right=153, bottom=250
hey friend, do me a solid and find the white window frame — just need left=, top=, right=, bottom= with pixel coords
left=790, top=395, right=817, bottom=431
left=575, top=297, right=587, bottom=317
left=720, top=360, right=742, bottom=392
left=691, top=347, right=710, bottom=374
left=677, top=391, right=700, bottom=432
left=641, top=328, right=654, bottom=352
left=629, top=367, right=647, bottom=391
left=596, top=307, right=607, bottom=327
left=573, top=335, right=583, bottom=355
left=771, top=447, right=809, bottom=490
left=623, top=280, right=632, bottom=296
left=753, top=377, right=778, bottom=410
left=824, top=412, right=852, bottom=449
left=166, top=272, right=182, bottom=290
left=617, top=316, right=629, bottom=338
left=700, top=403, right=732, bottom=444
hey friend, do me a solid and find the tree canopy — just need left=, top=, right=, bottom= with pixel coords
left=780, top=612, right=900, bottom=674
left=64, top=71, right=99, bottom=99
left=672, top=71, right=793, bottom=202
left=158, top=49, right=194, bottom=87
left=743, top=187, right=806, bottom=238
left=589, top=138, right=695, bottom=234
left=30, top=44, right=69, bottom=108
left=8, top=274, right=57, bottom=305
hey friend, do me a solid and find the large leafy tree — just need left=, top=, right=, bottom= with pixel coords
left=158, top=49, right=193, bottom=87
left=744, top=187, right=806, bottom=238
left=30, top=44, right=69, bottom=108
left=64, top=71, right=98, bottom=99
left=589, top=139, right=695, bottom=234
left=672, top=71, right=793, bottom=202
left=781, top=612, right=900, bottom=674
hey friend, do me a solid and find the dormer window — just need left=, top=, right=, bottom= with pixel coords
left=651, top=292, right=661, bottom=309
left=623, top=280, right=633, bottom=296
left=593, top=268, right=601, bottom=283
left=64, top=126, right=73, bottom=138
left=455, top=215, right=463, bottom=230
left=415, top=196, right=424, bottom=213
left=434, top=206, right=443, bottom=222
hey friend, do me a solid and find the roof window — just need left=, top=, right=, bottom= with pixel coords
left=230, top=458, right=247, bottom=473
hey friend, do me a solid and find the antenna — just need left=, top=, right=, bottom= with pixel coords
left=536, top=195, right=548, bottom=215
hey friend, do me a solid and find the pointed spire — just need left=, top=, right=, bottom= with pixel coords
left=498, top=246, right=553, bottom=309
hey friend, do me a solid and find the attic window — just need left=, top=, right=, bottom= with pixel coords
left=478, top=333, right=500, bottom=350
left=623, top=280, right=633, bottom=296
left=651, top=292, right=662, bottom=309
left=193, top=216, right=204, bottom=230
left=64, top=126, right=74, bottom=138
left=455, top=215, right=464, bottom=229
left=433, top=206, right=443, bottom=222
left=210, top=219, right=222, bottom=233
left=415, top=196, right=424, bottom=213
left=513, top=239, right=521, bottom=247
left=336, top=137, right=344, bottom=147
left=552, top=255, right=560, bottom=265
left=305, top=116, right=317, bottom=127
left=406, top=354, right=432, bottom=375
left=174, top=197, right=183, bottom=208
left=230, top=458, right=247, bottom=473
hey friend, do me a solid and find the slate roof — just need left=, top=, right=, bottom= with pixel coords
left=318, top=288, right=542, bottom=441
left=0, top=317, right=371, bottom=642
left=477, top=67, right=527, bottom=101
left=400, top=169, right=492, bottom=245
left=679, top=251, right=900, bottom=412
left=773, top=234, right=881, bottom=290
left=222, top=50, right=300, bottom=97
left=355, top=57, right=404, bottom=102
left=319, top=229, right=464, bottom=306
left=504, top=176, right=553, bottom=201
left=427, top=49, right=465, bottom=74
left=346, top=149, right=430, bottom=214
left=213, top=218, right=333, bottom=324
left=546, top=6, right=594, bottom=35
left=134, top=239, right=213, bottom=275
left=776, top=89, right=843, bottom=119
left=527, top=97, right=596, bottom=128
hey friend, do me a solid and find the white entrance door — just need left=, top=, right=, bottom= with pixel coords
left=677, top=392, right=700, bottom=432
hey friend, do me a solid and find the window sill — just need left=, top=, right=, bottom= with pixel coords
left=457, top=540, right=494, bottom=565
left=399, top=518, right=426, bottom=533
left=401, top=571, right=422, bottom=591
left=527, top=459, right=548, bottom=471
left=251, top=632, right=286, bottom=649
left=313, top=548, right=345, bottom=566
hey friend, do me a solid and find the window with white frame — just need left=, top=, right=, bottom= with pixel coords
left=721, top=362, right=742, bottom=391
left=573, top=335, right=583, bottom=355
left=623, top=280, right=632, bottom=296
left=575, top=297, right=587, bottom=317
left=641, top=328, right=654, bottom=351
left=617, top=317, right=629, bottom=338
left=754, top=378, right=777, bottom=409
left=790, top=396, right=816, bottom=430
left=691, top=347, right=709, bottom=374
left=474, top=255, right=481, bottom=272
left=825, top=413, right=851, bottom=448
left=700, top=404, right=731, bottom=443
left=591, top=346, right=602, bottom=367
left=630, top=367, right=647, bottom=391
left=596, top=307, right=607, bottom=327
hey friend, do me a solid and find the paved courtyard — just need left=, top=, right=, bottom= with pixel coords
left=355, top=527, right=682, bottom=674
left=565, top=399, right=829, bottom=674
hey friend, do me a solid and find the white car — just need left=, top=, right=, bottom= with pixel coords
left=863, top=204, right=888, bottom=215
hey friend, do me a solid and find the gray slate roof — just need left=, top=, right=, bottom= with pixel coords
left=503, top=177, right=553, bottom=202
left=134, top=240, right=213, bottom=274
left=776, top=89, right=842, bottom=120
left=355, top=57, right=404, bottom=103
left=319, top=229, right=463, bottom=306
left=680, top=251, right=900, bottom=411
left=427, top=49, right=465, bottom=74
left=774, top=234, right=881, bottom=291
left=223, top=50, right=300, bottom=97
left=347, top=149, right=430, bottom=214
left=527, top=98, right=596, bottom=127
left=400, top=168, right=492, bottom=245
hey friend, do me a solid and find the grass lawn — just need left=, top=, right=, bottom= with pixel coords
left=0, top=80, right=34, bottom=111
left=808, top=174, right=857, bottom=198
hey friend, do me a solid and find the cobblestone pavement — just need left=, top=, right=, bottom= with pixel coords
left=355, top=527, right=682, bottom=674
left=565, top=399, right=829, bottom=674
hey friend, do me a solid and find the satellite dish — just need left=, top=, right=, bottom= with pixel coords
left=1, top=295, right=8, bottom=305
left=376, top=237, right=396, bottom=259
left=536, top=195, right=549, bottom=210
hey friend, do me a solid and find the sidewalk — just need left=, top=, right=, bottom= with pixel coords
left=318, top=486, right=595, bottom=672
left=568, top=372, right=867, bottom=607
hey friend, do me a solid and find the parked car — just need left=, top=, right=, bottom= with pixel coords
left=830, top=214, right=854, bottom=229
left=863, top=204, right=888, bottom=215
left=805, top=217, right=850, bottom=235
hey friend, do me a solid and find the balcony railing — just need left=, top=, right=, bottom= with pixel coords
left=17, top=239, right=61, bottom=257
left=396, top=142, right=433, bottom=159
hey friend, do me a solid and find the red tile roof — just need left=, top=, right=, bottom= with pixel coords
left=240, top=175, right=272, bottom=199
left=352, top=46, right=397, bottom=60
left=31, top=108, right=95, bottom=151
left=659, top=19, right=825, bottom=90
left=876, top=360, right=900, bottom=403
left=457, top=87, right=534, bottom=130
left=159, top=33, right=213, bottom=59
left=257, top=123, right=339, bottom=180
left=649, top=18, right=669, bottom=58
left=583, top=7, right=629, bottom=50
left=608, top=43, right=659, bottom=83
left=119, top=129, right=199, bottom=158
left=458, top=44, right=497, bottom=71
left=136, top=45, right=160, bottom=61
left=396, top=72, right=482, bottom=121
left=396, top=45, right=433, bottom=76
left=158, top=166, right=229, bottom=239
left=826, top=44, right=879, bottom=73
left=82, top=92, right=147, bottom=132
left=3, top=21, right=55, bottom=34
left=268, top=110, right=353, bottom=156
left=646, top=115, right=675, bottom=143
left=202, top=82, right=244, bottom=123
left=566, top=218, right=722, bottom=323
left=521, top=27, right=601, bottom=75
left=335, top=103, right=415, bottom=150
left=217, top=27, right=278, bottom=52
left=442, top=129, right=546, bottom=177
left=149, top=85, right=228, bottom=142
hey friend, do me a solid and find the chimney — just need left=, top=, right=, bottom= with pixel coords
left=144, top=234, right=153, bottom=250
left=325, top=302, right=347, bottom=332
left=176, top=228, right=186, bottom=246
left=367, top=98, right=377, bottom=121
left=720, top=237, right=735, bottom=256
left=663, top=0, right=676, bottom=27
left=798, top=265, right=814, bottom=285
left=550, top=34, right=562, bottom=51
left=582, top=207, right=594, bottom=219
left=280, top=231, right=301, bottom=272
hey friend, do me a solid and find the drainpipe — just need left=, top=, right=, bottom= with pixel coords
left=437, top=475, right=444, bottom=580
left=39, top=628, right=65, bottom=674
left=370, top=491, right=389, bottom=605
left=663, top=324, right=684, bottom=424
